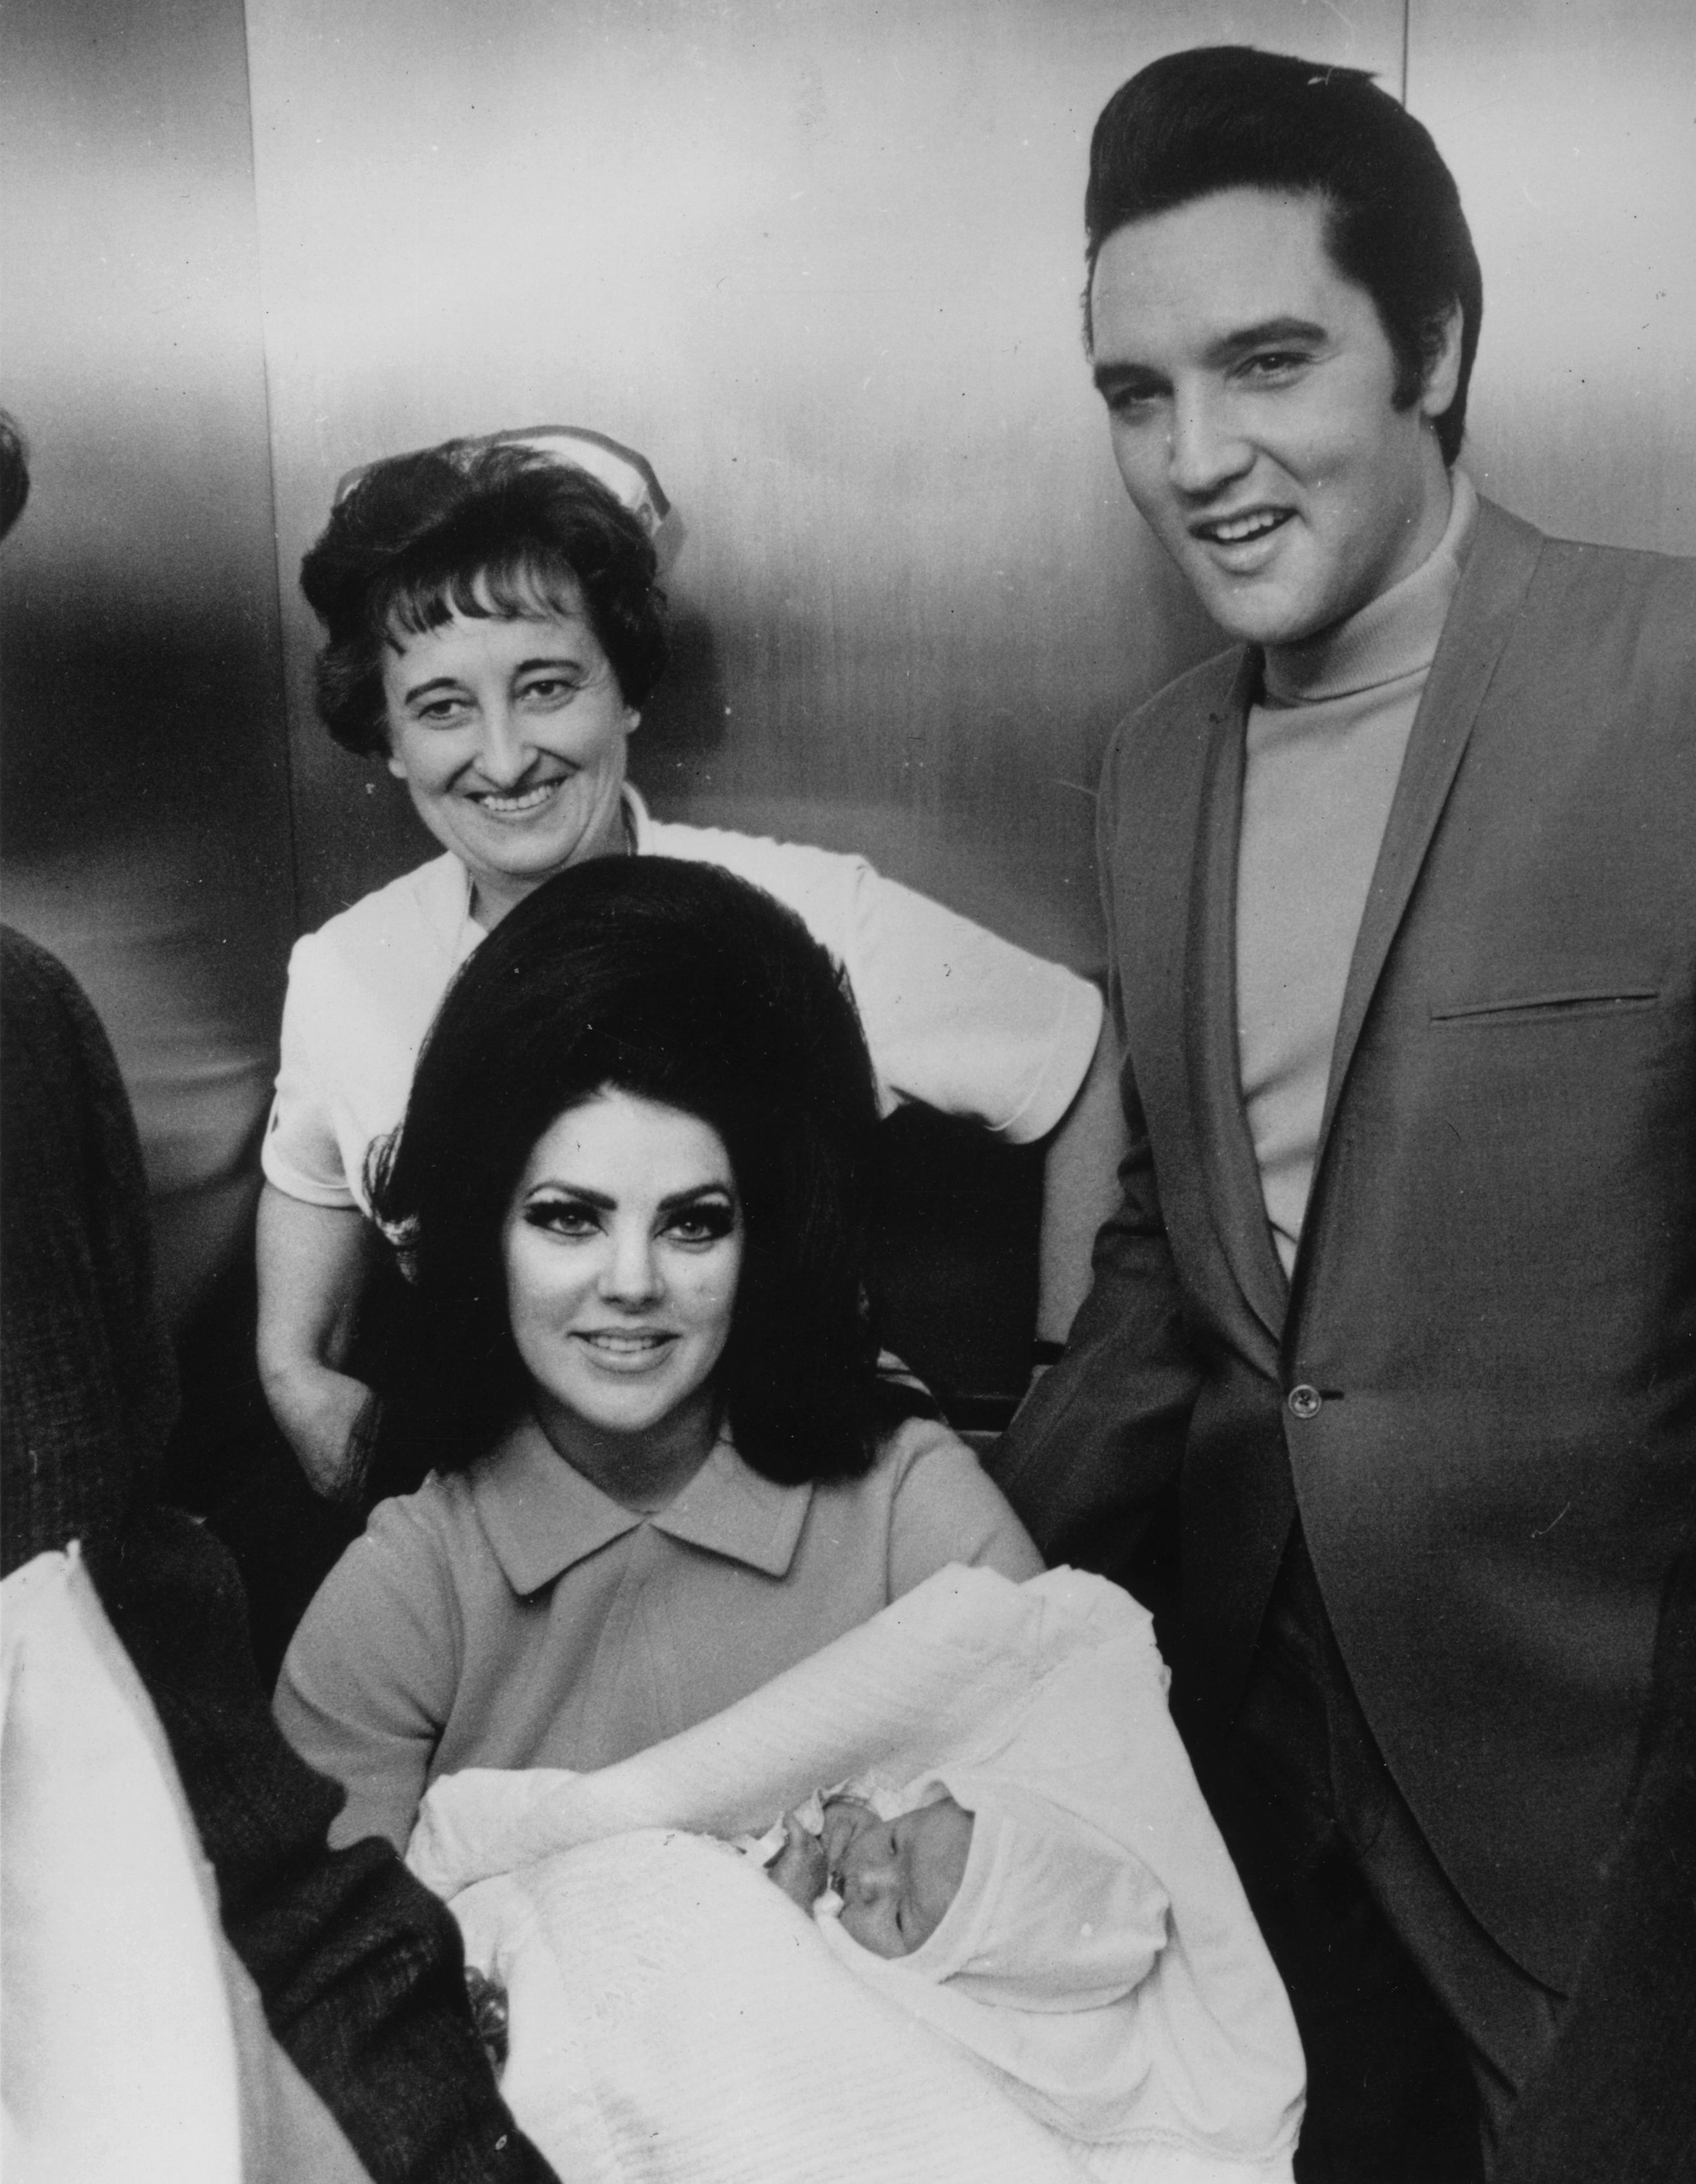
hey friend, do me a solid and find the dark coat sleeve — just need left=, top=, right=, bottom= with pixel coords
left=0, top=927, right=177, bottom=1571
left=990, top=740, right=1201, bottom=1594
left=99, top=1507, right=564, bottom=2184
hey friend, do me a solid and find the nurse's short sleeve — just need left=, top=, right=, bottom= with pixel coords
left=261, top=934, right=358, bottom=1209
left=841, top=864, right=1102, bottom=1145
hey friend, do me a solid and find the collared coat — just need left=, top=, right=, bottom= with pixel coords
left=995, top=497, right=1696, bottom=1992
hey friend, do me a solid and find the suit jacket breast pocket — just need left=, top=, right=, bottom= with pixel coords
left=1429, top=979, right=1662, bottom=1029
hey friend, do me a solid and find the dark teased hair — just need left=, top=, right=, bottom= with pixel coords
left=299, top=439, right=670, bottom=756
left=0, top=412, right=30, bottom=541
left=365, top=856, right=893, bottom=1491
left=1084, top=47, right=1482, bottom=465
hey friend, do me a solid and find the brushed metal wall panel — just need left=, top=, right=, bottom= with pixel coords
left=1408, top=0, right=1696, bottom=555
left=243, top=0, right=1404, bottom=955
left=0, top=0, right=297, bottom=1327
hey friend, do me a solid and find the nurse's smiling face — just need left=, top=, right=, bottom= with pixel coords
left=501, top=1090, right=743, bottom=1508
left=1089, top=187, right=1461, bottom=648
left=381, top=578, right=638, bottom=927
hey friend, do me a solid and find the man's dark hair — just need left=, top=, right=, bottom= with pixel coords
left=300, top=439, right=670, bottom=757
left=1085, top=46, right=1482, bottom=465
left=366, top=856, right=902, bottom=1494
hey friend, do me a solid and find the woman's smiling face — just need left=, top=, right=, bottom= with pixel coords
left=381, top=578, right=637, bottom=925
left=501, top=1090, right=743, bottom=1499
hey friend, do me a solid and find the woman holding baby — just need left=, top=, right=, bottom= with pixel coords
left=275, top=856, right=1041, bottom=1852
left=267, top=444, right=1302, bottom=2184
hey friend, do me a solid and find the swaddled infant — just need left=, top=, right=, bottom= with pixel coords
left=758, top=1776, right=1170, bottom=2001
left=765, top=1788, right=976, bottom=1957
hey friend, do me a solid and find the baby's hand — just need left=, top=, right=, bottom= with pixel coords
left=820, top=1795, right=877, bottom=1875
left=766, top=1812, right=830, bottom=1910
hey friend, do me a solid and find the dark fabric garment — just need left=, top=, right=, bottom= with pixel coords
left=1, top=926, right=176, bottom=1572
left=209, top=1417, right=364, bottom=1685
left=1493, top=1547, right=1696, bottom=2184
left=0, top=929, right=560, bottom=2184
left=100, top=1508, right=558, bottom=2184
left=996, top=508, right=1696, bottom=1997
left=1211, top=1533, right=1562, bottom=2182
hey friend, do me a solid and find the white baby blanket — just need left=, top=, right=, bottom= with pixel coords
left=410, top=1565, right=1303, bottom=2184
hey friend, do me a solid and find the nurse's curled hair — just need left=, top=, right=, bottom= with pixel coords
left=365, top=857, right=888, bottom=1493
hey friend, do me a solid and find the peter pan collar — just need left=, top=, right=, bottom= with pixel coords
left=470, top=1413, right=815, bottom=1596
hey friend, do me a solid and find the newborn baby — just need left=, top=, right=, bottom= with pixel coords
left=766, top=1790, right=976, bottom=1957
left=761, top=1775, right=1170, bottom=2008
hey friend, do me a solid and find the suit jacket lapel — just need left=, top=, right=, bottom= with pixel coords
left=1314, top=498, right=1548, bottom=1166
left=1185, top=651, right=1289, bottom=1351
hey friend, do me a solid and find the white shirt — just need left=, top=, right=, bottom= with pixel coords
left=263, top=790, right=1102, bottom=1212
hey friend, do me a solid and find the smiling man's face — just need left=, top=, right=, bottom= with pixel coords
left=1089, top=187, right=1461, bottom=648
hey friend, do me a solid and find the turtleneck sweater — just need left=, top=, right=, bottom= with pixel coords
left=1235, top=470, right=1478, bottom=1278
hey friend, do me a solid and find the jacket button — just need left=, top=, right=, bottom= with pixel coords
left=1287, top=1383, right=1322, bottom=1421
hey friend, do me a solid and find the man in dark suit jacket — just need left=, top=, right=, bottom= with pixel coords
left=994, top=48, right=1696, bottom=2181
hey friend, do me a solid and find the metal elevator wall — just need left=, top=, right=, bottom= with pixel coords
left=3, top=0, right=1691, bottom=1391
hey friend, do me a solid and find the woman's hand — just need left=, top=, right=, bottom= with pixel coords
left=256, top=1183, right=382, bottom=1502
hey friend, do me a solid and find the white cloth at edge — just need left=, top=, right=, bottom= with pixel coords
left=409, top=1565, right=1303, bottom=2184
left=261, top=788, right=1103, bottom=1213
left=0, top=1547, right=371, bottom=2184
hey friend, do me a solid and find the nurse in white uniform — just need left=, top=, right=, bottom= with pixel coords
left=258, top=429, right=1121, bottom=1501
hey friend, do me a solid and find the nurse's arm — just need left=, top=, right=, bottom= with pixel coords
left=256, top=1180, right=381, bottom=1502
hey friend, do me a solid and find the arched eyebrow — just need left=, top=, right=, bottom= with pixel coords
left=1209, top=315, right=1329, bottom=365
left=398, top=674, right=469, bottom=706
left=657, top=1183, right=736, bottom=1212
left=522, top=1181, right=733, bottom=1212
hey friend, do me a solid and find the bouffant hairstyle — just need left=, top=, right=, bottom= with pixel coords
left=366, top=857, right=893, bottom=1490
left=0, top=411, right=29, bottom=541
left=1084, top=47, right=1482, bottom=465
left=299, top=439, right=670, bottom=756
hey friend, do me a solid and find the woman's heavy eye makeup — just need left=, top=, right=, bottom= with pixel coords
left=520, top=1192, right=603, bottom=1237
left=520, top=1185, right=739, bottom=1244
left=659, top=1191, right=739, bottom=1244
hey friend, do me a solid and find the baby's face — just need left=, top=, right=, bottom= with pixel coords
left=825, top=1794, right=974, bottom=1959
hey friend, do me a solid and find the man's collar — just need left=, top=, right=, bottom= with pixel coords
left=470, top=1413, right=814, bottom=1595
